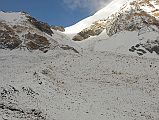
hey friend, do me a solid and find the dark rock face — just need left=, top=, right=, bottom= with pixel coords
left=0, top=22, right=22, bottom=49
left=25, top=32, right=50, bottom=51
left=129, top=37, right=159, bottom=56
left=51, top=26, right=65, bottom=32
left=129, top=45, right=147, bottom=56
left=142, top=40, right=159, bottom=54
left=27, top=16, right=53, bottom=36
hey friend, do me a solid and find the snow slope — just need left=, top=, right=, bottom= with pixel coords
left=64, top=0, right=132, bottom=34
left=0, top=49, right=159, bottom=120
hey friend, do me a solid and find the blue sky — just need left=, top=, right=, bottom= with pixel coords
left=0, top=0, right=96, bottom=27
left=0, top=0, right=110, bottom=27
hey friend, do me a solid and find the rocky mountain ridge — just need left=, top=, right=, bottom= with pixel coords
left=0, top=11, right=79, bottom=53
left=72, top=0, right=159, bottom=41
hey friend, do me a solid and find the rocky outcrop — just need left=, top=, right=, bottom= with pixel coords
left=104, top=9, right=159, bottom=37
left=27, top=16, right=53, bottom=36
left=24, top=32, right=50, bottom=52
left=0, top=22, right=22, bottom=49
left=129, top=39, right=159, bottom=56
left=51, top=25, right=65, bottom=32
left=128, top=25, right=159, bottom=56
left=140, top=32, right=159, bottom=55
left=0, top=21, right=50, bottom=52
left=73, top=21, right=106, bottom=41
left=60, top=45, right=79, bottom=53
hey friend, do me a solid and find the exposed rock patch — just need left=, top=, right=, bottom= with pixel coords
left=129, top=30, right=159, bottom=55
left=0, top=22, right=22, bottom=49
left=51, top=25, right=65, bottom=32
left=25, top=32, right=50, bottom=52
left=60, top=45, right=79, bottom=53
left=73, top=21, right=105, bottom=41
left=27, top=16, right=53, bottom=36
left=142, top=39, right=159, bottom=54
left=0, top=22, right=50, bottom=52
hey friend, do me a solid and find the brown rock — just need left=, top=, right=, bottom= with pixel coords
left=51, top=26, right=65, bottom=32
left=0, top=22, right=22, bottom=49
left=25, top=32, right=50, bottom=52
left=27, top=16, right=53, bottom=36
